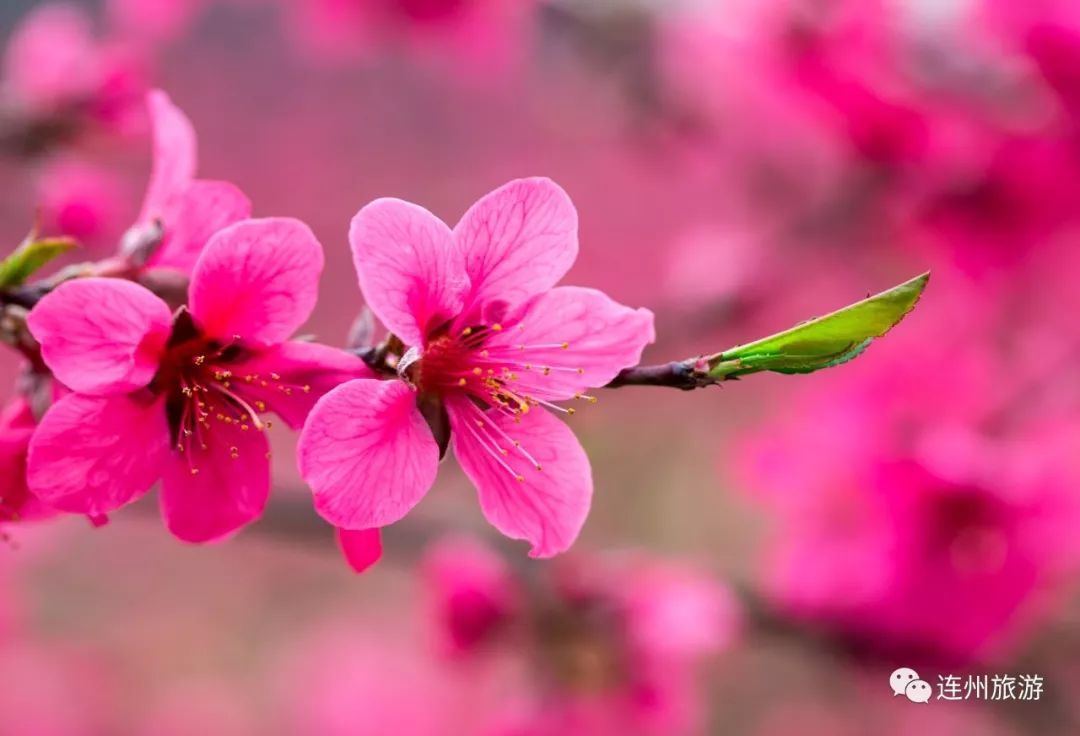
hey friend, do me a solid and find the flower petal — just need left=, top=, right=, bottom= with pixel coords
left=148, top=179, right=252, bottom=274
left=26, top=393, right=168, bottom=515
left=228, top=340, right=373, bottom=430
left=486, top=286, right=655, bottom=400
left=454, top=177, right=578, bottom=311
left=0, top=397, right=54, bottom=523
left=28, top=278, right=172, bottom=396
left=138, top=89, right=196, bottom=223
left=189, top=217, right=324, bottom=347
left=159, top=404, right=271, bottom=542
left=349, top=198, right=467, bottom=347
left=299, top=379, right=439, bottom=529
left=337, top=527, right=383, bottom=574
left=448, top=399, right=592, bottom=558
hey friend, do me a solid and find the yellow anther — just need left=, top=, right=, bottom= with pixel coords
left=473, top=367, right=483, bottom=376
left=560, top=342, right=569, bottom=350
left=458, top=378, right=467, bottom=386
left=462, top=327, right=473, bottom=336
left=193, top=356, right=205, bottom=366
left=515, top=474, right=524, bottom=482
left=492, top=324, right=503, bottom=332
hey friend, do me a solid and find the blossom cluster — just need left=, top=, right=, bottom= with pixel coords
left=0, top=88, right=655, bottom=571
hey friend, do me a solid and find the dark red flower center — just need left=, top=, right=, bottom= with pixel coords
left=398, top=320, right=596, bottom=483
left=149, top=310, right=310, bottom=474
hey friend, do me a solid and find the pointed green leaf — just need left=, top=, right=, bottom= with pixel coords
left=0, top=237, right=78, bottom=289
left=709, top=272, right=929, bottom=378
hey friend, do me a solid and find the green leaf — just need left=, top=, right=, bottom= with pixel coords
left=709, top=272, right=929, bottom=378
left=0, top=237, right=78, bottom=289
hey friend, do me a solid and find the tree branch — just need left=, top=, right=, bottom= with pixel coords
left=604, top=359, right=720, bottom=390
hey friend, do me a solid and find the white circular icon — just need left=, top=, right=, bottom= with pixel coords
left=890, top=667, right=920, bottom=696
left=905, top=679, right=932, bottom=703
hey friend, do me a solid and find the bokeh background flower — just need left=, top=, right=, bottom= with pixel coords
left=1, top=0, right=1079, bottom=733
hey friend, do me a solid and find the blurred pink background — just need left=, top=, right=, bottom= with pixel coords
left=1, top=0, right=1079, bottom=733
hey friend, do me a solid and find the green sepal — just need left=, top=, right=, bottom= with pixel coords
left=0, top=235, right=78, bottom=289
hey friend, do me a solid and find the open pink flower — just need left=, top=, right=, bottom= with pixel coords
left=26, top=217, right=369, bottom=542
left=122, top=89, right=251, bottom=274
left=299, top=178, right=654, bottom=558
left=0, top=395, right=56, bottom=526
left=422, top=536, right=519, bottom=654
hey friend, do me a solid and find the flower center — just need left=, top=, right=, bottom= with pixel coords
left=402, top=321, right=598, bottom=484
left=151, top=311, right=311, bottom=474
left=410, top=323, right=596, bottom=416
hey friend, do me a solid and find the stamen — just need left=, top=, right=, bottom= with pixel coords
left=209, top=383, right=266, bottom=432
left=462, top=420, right=524, bottom=482
left=466, top=403, right=543, bottom=471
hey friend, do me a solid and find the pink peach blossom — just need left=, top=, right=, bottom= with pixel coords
left=2, top=2, right=146, bottom=130
left=422, top=535, right=518, bottom=654
left=916, top=134, right=1080, bottom=277
left=0, top=395, right=56, bottom=527
left=495, top=550, right=737, bottom=736
left=36, top=159, right=128, bottom=248
left=299, top=178, right=655, bottom=559
left=735, top=350, right=1080, bottom=661
left=26, top=217, right=369, bottom=542
left=123, top=89, right=252, bottom=274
